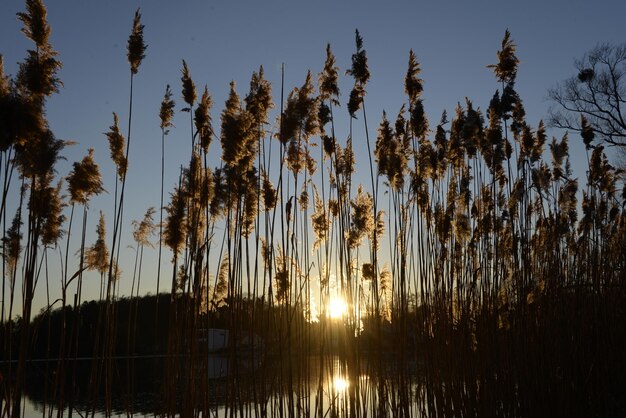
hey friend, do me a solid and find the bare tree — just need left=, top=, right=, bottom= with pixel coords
left=548, top=43, right=626, bottom=149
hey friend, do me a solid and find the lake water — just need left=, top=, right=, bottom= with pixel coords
left=8, top=355, right=427, bottom=418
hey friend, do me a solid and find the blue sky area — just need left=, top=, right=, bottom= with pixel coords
left=1, top=0, right=625, bottom=315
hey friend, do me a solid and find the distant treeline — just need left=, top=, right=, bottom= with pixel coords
left=3, top=294, right=170, bottom=359
left=2, top=294, right=382, bottom=360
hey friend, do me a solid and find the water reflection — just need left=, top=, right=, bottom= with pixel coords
left=12, top=355, right=425, bottom=417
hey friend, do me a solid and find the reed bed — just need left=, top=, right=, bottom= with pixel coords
left=1, top=1, right=625, bottom=417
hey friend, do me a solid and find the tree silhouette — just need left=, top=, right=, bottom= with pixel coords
left=549, top=43, right=626, bottom=149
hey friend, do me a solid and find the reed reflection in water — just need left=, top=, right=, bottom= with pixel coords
left=15, top=355, right=427, bottom=417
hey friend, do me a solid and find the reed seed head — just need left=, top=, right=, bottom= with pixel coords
left=85, top=211, right=110, bottom=275
left=3, top=210, right=23, bottom=274
left=159, top=84, right=175, bottom=130
left=127, top=9, right=146, bottom=75
left=488, top=29, right=519, bottom=84
left=347, top=29, right=370, bottom=86
left=580, top=115, right=595, bottom=148
left=104, top=112, right=128, bottom=180
left=181, top=60, right=196, bottom=108
left=164, top=186, right=187, bottom=255
left=405, top=50, right=423, bottom=104
left=319, top=44, right=340, bottom=104
left=17, top=0, right=50, bottom=48
left=68, top=148, right=104, bottom=205
left=41, top=180, right=66, bottom=247
left=194, top=85, right=213, bottom=152
left=132, top=206, right=156, bottom=247
left=245, top=66, right=273, bottom=126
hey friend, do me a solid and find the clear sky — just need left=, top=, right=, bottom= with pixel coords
left=1, top=0, right=625, bottom=315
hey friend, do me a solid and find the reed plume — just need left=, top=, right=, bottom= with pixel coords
left=105, top=113, right=128, bottom=180
left=245, top=65, right=273, bottom=126
left=487, top=29, right=519, bottom=84
left=85, top=211, right=110, bottom=276
left=68, top=148, right=104, bottom=205
left=2, top=211, right=22, bottom=277
left=181, top=60, right=197, bottom=109
left=194, top=86, right=213, bottom=153
left=127, top=9, right=146, bottom=75
left=160, top=84, right=175, bottom=130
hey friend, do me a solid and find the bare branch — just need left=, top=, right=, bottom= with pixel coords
left=549, top=43, right=626, bottom=148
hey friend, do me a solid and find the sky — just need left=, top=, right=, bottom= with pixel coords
left=1, top=0, right=625, bottom=316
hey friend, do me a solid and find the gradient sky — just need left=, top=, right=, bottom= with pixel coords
left=1, top=0, right=625, bottom=315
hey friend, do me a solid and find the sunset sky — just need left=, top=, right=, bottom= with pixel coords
left=1, top=0, right=625, bottom=314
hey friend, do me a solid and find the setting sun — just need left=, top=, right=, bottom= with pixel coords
left=327, top=296, right=348, bottom=319
left=332, top=376, right=350, bottom=392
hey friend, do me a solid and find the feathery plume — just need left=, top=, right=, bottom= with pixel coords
left=68, top=148, right=104, bottom=205
left=0, top=61, right=46, bottom=152
left=346, top=29, right=370, bottom=86
left=281, top=71, right=319, bottom=143
left=405, top=50, right=423, bottom=103
left=580, top=115, right=595, bottom=149
left=311, top=192, right=329, bottom=249
left=105, top=113, right=128, bottom=180
left=194, top=85, right=213, bottom=152
left=181, top=60, right=196, bottom=109
left=275, top=268, right=289, bottom=304
left=347, top=185, right=374, bottom=249
left=17, top=0, right=50, bottom=48
left=531, top=121, right=547, bottom=163
left=410, top=99, right=429, bottom=140
left=220, top=81, right=256, bottom=174
left=164, top=186, right=187, bottom=255
left=127, top=9, right=146, bottom=75
left=375, top=111, right=393, bottom=179
left=242, top=172, right=259, bottom=237
left=362, top=263, right=375, bottom=281
left=132, top=207, right=156, bottom=247
left=550, top=133, right=569, bottom=180
left=14, top=128, right=64, bottom=179
left=487, top=29, right=519, bottom=84
left=212, top=256, right=229, bottom=308
left=261, top=170, right=277, bottom=211
left=159, top=84, right=175, bottom=130
left=346, top=30, right=369, bottom=118
left=3, top=210, right=23, bottom=274
left=347, top=83, right=364, bottom=118
left=85, top=211, right=110, bottom=275
left=16, top=0, right=62, bottom=99
left=319, top=44, right=340, bottom=104
left=245, top=66, right=273, bottom=126
left=41, top=180, right=65, bottom=246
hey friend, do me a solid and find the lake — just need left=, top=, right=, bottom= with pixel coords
left=7, top=355, right=427, bottom=417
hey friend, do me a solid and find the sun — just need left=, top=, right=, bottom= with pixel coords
left=332, top=376, right=350, bottom=392
left=327, top=295, right=347, bottom=319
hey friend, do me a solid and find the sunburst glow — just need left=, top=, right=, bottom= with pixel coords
left=327, top=296, right=347, bottom=319
left=332, top=376, right=350, bottom=392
